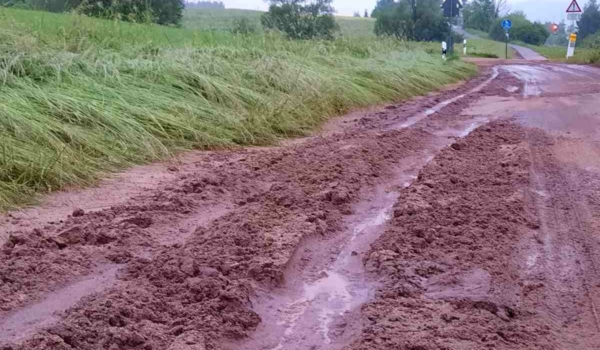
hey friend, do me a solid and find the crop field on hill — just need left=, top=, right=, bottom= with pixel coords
left=0, top=7, right=475, bottom=209
left=182, top=8, right=376, bottom=37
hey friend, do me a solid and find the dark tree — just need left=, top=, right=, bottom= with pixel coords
left=184, top=1, right=225, bottom=9
left=578, top=0, right=600, bottom=40
left=74, top=0, right=184, bottom=25
left=371, top=0, right=395, bottom=18
left=489, top=12, right=549, bottom=45
left=261, top=0, right=338, bottom=39
left=364, top=9, right=369, bottom=17
left=374, top=0, right=450, bottom=41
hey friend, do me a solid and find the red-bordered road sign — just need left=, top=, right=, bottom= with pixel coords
left=566, top=0, right=582, bottom=13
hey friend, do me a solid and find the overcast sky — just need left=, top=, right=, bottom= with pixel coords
left=219, top=0, right=590, bottom=23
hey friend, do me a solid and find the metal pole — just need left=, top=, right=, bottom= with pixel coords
left=505, top=32, right=508, bottom=59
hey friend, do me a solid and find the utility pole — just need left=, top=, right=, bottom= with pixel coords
left=442, top=0, right=462, bottom=55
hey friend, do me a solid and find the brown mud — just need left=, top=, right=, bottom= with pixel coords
left=3, top=63, right=600, bottom=350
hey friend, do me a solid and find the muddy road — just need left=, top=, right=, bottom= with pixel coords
left=2, top=63, right=600, bottom=350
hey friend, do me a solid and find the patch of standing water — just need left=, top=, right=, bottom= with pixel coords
left=267, top=192, right=398, bottom=350
left=0, top=265, right=119, bottom=344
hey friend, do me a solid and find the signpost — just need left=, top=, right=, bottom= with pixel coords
left=442, top=0, right=462, bottom=55
left=501, top=19, right=512, bottom=59
left=566, top=0, right=582, bottom=59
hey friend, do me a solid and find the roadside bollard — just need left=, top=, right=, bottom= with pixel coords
left=442, top=41, right=447, bottom=61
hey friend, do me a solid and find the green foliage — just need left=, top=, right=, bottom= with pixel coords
left=371, top=0, right=394, bottom=18
left=463, top=0, right=498, bottom=32
left=489, top=13, right=549, bottom=46
left=75, top=0, right=185, bottom=26
left=184, top=1, right=224, bottom=9
left=583, top=32, right=600, bottom=48
left=374, top=0, right=450, bottom=41
left=469, top=52, right=498, bottom=58
left=231, top=17, right=257, bottom=35
left=578, top=0, right=600, bottom=40
left=0, top=7, right=476, bottom=209
left=261, top=0, right=338, bottom=39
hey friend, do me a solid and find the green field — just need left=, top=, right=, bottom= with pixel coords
left=462, top=38, right=513, bottom=59
left=465, top=28, right=491, bottom=40
left=183, top=8, right=376, bottom=37
left=0, top=7, right=475, bottom=209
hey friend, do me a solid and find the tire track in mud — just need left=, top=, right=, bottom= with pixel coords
left=0, top=67, right=530, bottom=350
left=523, top=130, right=600, bottom=348
left=342, top=121, right=560, bottom=350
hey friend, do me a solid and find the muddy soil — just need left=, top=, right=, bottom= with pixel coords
left=3, top=63, right=600, bottom=350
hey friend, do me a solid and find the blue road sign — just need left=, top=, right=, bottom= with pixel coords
left=501, top=19, right=512, bottom=30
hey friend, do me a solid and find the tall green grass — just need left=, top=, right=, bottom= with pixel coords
left=0, top=8, right=475, bottom=209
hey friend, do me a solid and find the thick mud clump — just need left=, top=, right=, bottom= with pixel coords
left=345, top=121, right=555, bottom=350
left=1, top=127, right=430, bottom=350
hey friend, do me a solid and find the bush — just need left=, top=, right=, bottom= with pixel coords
left=75, top=0, right=184, bottom=26
left=374, top=0, right=450, bottom=42
left=261, top=0, right=338, bottom=40
left=470, top=52, right=499, bottom=58
left=489, top=13, right=548, bottom=45
left=452, top=32, right=465, bottom=45
left=232, top=17, right=258, bottom=35
left=583, top=32, right=600, bottom=48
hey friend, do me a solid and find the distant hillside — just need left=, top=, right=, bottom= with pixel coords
left=183, top=8, right=376, bottom=37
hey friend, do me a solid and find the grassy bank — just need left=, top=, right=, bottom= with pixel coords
left=0, top=8, right=475, bottom=209
left=462, top=38, right=513, bottom=58
left=465, top=28, right=491, bottom=39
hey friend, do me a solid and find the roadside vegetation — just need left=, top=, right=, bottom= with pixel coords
left=462, top=0, right=600, bottom=63
left=0, top=3, right=476, bottom=210
left=462, top=38, right=513, bottom=58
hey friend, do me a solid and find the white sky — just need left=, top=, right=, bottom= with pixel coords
left=219, top=0, right=590, bottom=23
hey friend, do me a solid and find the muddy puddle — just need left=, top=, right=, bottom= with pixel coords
left=236, top=158, right=425, bottom=350
left=392, top=67, right=499, bottom=129
left=0, top=265, right=119, bottom=343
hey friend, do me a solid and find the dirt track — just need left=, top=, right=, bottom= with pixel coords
left=2, top=63, right=600, bottom=350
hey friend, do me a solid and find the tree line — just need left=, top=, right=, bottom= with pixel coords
left=1, top=0, right=185, bottom=25
left=462, top=0, right=548, bottom=45
left=578, top=0, right=600, bottom=47
left=184, top=1, right=224, bottom=10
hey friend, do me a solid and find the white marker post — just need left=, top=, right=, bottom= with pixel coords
left=567, top=33, right=577, bottom=58
left=463, top=39, right=467, bottom=55
left=566, top=0, right=582, bottom=58
left=442, top=41, right=447, bottom=61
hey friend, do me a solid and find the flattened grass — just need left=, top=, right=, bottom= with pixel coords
left=0, top=8, right=476, bottom=209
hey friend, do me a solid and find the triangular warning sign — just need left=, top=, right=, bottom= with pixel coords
left=566, top=0, right=582, bottom=13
